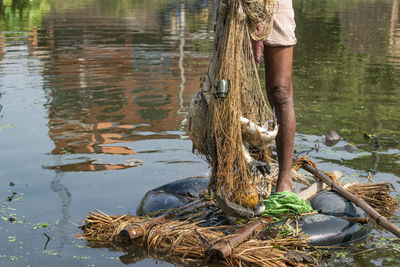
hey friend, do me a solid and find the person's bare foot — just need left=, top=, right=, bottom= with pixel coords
left=275, top=175, right=293, bottom=192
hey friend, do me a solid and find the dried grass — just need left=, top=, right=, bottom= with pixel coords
left=78, top=210, right=319, bottom=266
left=230, top=236, right=315, bottom=267
left=76, top=209, right=144, bottom=242
left=345, top=182, right=400, bottom=215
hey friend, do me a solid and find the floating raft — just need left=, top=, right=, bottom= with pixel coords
left=77, top=164, right=399, bottom=266
left=78, top=208, right=322, bottom=266
left=136, top=177, right=373, bottom=247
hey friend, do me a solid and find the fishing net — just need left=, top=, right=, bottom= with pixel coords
left=194, top=0, right=277, bottom=210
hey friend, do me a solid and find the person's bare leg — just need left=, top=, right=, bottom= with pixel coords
left=264, top=46, right=296, bottom=192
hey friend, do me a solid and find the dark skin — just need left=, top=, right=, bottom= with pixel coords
left=264, top=46, right=295, bottom=192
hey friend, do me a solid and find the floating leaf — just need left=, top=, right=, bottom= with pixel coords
left=386, top=257, right=394, bottom=263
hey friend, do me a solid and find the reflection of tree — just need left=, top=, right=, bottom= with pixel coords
left=0, top=0, right=215, bottom=172
left=0, top=92, right=3, bottom=119
left=389, top=0, right=399, bottom=57
left=292, top=0, right=400, bottom=178
left=339, top=0, right=394, bottom=55
left=0, top=0, right=50, bottom=30
left=86, top=240, right=207, bottom=266
left=25, top=0, right=214, bottom=172
left=0, top=34, right=4, bottom=62
left=50, top=156, right=72, bottom=249
left=294, top=0, right=400, bottom=143
left=177, top=1, right=186, bottom=116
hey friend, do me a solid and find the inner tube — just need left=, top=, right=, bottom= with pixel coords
left=137, top=178, right=372, bottom=246
left=294, top=191, right=372, bottom=246
left=136, top=177, right=209, bottom=216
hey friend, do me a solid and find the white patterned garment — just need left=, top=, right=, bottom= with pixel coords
left=264, top=0, right=297, bottom=47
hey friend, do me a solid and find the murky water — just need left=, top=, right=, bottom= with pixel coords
left=0, top=0, right=399, bottom=266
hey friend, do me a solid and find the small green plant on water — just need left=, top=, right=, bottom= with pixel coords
left=386, top=257, right=394, bottom=263
left=0, top=124, right=14, bottom=133
left=32, top=223, right=48, bottom=229
left=335, top=251, right=349, bottom=260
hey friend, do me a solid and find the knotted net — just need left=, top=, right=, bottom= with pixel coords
left=199, top=0, right=277, bottom=209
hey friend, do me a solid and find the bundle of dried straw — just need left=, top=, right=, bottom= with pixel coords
left=77, top=210, right=321, bottom=266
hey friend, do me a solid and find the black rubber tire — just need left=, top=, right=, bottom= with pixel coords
left=299, top=190, right=372, bottom=246
left=298, top=213, right=372, bottom=246
left=136, top=177, right=209, bottom=216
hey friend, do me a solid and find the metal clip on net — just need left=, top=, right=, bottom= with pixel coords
left=214, top=79, right=230, bottom=99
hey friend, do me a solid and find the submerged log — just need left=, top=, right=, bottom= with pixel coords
left=301, top=163, right=400, bottom=238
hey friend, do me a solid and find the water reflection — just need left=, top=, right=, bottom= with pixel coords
left=294, top=0, right=400, bottom=152
left=339, top=0, right=396, bottom=55
left=0, top=34, right=4, bottom=61
left=50, top=157, right=72, bottom=250
left=0, top=0, right=399, bottom=266
left=30, top=1, right=214, bottom=171
left=177, top=1, right=186, bottom=117
left=389, top=0, right=400, bottom=62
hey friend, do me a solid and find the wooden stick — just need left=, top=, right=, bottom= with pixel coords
left=119, top=212, right=174, bottom=242
left=301, top=163, right=400, bottom=238
left=298, top=180, right=328, bottom=200
left=342, top=216, right=370, bottom=224
left=119, top=199, right=208, bottom=242
left=209, top=220, right=265, bottom=259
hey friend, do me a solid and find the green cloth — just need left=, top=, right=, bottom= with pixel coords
left=262, top=191, right=314, bottom=217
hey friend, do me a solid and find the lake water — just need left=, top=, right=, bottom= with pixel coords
left=0, top=0, right=399, bottom=266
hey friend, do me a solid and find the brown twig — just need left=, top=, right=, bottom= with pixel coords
left=209, top=220, right=266, bottom=259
